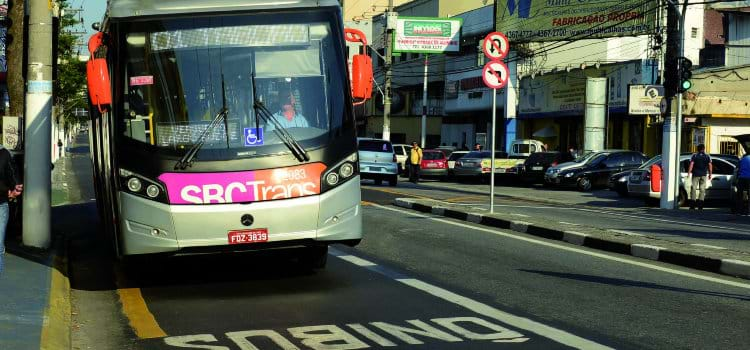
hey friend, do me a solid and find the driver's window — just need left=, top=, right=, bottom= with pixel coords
left=713, top=160, right=733, bottom=175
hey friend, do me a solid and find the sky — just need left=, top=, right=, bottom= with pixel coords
left=74, top=0, right=108, bottom=55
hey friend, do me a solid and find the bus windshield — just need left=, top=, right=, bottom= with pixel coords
left=118, top=10, right=348, bottom=161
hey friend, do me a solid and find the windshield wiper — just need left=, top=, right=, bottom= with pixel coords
left=174, top=75, right=231, bottom=170
left=174, top=107, right=228, bottom=170
left=251, top=74, right=309, bottom=162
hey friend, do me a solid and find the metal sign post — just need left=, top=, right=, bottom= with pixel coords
left=481, top=32, right=509, bottom=214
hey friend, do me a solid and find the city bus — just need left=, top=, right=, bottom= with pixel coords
left=85, top=0, right=373, bottom=268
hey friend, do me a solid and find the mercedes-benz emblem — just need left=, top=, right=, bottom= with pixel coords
left=240, top=214, right=254, bottom=227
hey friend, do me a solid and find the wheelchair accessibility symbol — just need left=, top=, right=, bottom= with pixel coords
left=244, top=127, right=264, bottom=147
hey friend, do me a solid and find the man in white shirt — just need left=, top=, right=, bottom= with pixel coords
left=267, top=92, right=308, bottom=131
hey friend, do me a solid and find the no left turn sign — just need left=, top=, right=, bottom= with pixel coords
left=482, top=32, right=509, bottom=60
left=482, top=61, right=509, bottom=89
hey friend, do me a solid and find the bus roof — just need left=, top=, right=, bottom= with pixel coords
left=106, top=0, right=341, bottom=19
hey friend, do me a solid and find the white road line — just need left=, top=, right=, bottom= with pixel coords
left=338, top=255, right=377, bottom=267
left=558, top=221, right=581, bottom=226
left=608, top=229, right=645, bottom=237
left=368, top=203, right=750, bottom=290
left=691, top=244, right=728, bottom=250
left=332, top=251, right=612, bottom=349
left=397, top=278, right=613, bottom=350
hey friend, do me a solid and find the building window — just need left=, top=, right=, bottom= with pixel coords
left=691, top=27, right=698, bottom=39
left=468, top=91, right=483, bottom=99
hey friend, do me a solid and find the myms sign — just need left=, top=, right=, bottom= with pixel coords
left=393, top=17, right=462, bottom=54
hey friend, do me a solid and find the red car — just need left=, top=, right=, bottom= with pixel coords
left=419, top=150, right=448, bottom=178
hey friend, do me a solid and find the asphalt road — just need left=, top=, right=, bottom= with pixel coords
left=69, top=203, right=750, bottom=350
left=64, top=138, right=750, bottom=349
left=362, top=180, right=750, bottom=252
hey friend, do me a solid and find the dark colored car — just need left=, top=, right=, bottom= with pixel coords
left=608, top=170, right=632, bottom=197
left=521, top=151, right=570, bottom=184
left=546, top=150, right=649, bottom=191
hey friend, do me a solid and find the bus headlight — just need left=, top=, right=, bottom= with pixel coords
left=321, top=153, right=359, bottom=193
left=127, top=177, right=143, bottom=192
left=326, top=172, right=340, bottom=186
left=119, top=168, right=168, bottom=203
left=146, top=184, right=160, bottom=198
left=339, top=163, right=355, bottom=178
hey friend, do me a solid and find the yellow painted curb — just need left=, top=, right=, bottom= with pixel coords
left=116, top=269, right=167, bottom=339
left=40, top=252, right=71, bottom=350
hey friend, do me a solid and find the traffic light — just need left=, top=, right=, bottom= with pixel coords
left=677, top=57, right=693, bottom=93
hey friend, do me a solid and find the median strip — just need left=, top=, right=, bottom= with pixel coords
left=393, top=198, right=750, bottom=281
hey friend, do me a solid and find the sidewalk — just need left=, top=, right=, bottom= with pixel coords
left=0, top=150, right=77, bottom=349
left=394, top=197, right=750, bottom=280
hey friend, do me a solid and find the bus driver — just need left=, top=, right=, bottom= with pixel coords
left=267, top=91, right=308, bottom=131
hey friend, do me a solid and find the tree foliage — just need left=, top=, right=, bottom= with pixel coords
left=55, top=0, right=88, bottom=129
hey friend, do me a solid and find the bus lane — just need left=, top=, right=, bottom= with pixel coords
left=120, top=248, right=608, bottom=350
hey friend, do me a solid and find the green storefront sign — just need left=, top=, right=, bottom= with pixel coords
left=404, top=21, right=452, bottom=37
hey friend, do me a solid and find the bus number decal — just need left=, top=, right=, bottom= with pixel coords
left=159, top=163, right=326, bottom=205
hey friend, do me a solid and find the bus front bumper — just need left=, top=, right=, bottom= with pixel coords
left=116, top=176, right=363, bottom=256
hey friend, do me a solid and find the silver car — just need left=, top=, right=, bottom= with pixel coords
left=628, top=154, right=736, bottom=206
left=357, top=138, right=398, bottom=186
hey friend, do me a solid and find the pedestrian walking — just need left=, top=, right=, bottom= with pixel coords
left=0, top=145, right=22, bottom=276
left=687, top=144, right=712, bottom=210
left=736, top=153, right=750, bottom=215
left=473, top=143, right=482, bottom=151
left=57, top=139, right=63, bottom=158
left=408, top=141, right=422, bottom=184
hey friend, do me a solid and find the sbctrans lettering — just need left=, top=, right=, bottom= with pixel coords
left=163, top=316, right=528, bottom=349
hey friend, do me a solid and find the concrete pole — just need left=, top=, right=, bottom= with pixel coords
left=421, top=55, right=428, bottom=148
left=382, top=0, right=394, bottom=141
left=584, top=78, right=607, bottom=153
left=23, top=0, right=54, bottom=249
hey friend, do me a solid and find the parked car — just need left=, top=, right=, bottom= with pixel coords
left=453, top=151, right=509, bottom=182
left=628, top=154, right=737, bottom=206
left=436, top=145, right=457, bottom=158
left=447, top=151, right=468, bottom=177
left=545, top=150, right=649, bottom=191
left=392, top=144, right=411, bottom=175
left=419, top=149, right=449, bottom=178
left=521, top=151, right=570, bottom=184
left=357, top=138, right=398, bottom=186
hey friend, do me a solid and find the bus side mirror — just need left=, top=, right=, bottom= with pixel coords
left=86, top=32, right=112, bottom=114
left=344, top=28, right=373, bottom=103
left=351, top=54, right=373, bottom=100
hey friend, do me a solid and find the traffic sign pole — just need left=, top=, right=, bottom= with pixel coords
left=490, top=88, right=497, bottom=214
left=481, top=31, right=510, bottom=214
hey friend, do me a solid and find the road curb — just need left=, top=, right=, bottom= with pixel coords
left=39, top=238, right=71, bottom=350
left=393, top=198, right=750, bottom=280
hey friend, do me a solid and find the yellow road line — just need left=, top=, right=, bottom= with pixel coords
left=364, top=186, right=435, bottom=201
left=40, top=254, right=71, bottom=350
left=444, top=195, right=485, bottom=203
left=361, top=200, right=374, bottom=206
left=116, top=270, right=167, bottom=339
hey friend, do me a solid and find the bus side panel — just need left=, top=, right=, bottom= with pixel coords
left=316, top=176, right=361, bottom=243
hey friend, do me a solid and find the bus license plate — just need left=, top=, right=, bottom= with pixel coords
left=532, top=166, right=543, bottom=171
left=228, top=229, right=269, bottom=245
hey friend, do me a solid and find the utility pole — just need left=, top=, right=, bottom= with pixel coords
left=382, top=0, right=394, bottom=141
left=23, top=0, right=55, bottom=248
left=660, top=0, right=682, bottom=210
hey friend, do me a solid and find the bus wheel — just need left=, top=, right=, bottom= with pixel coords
left=302, top=246, right=328, bottom=269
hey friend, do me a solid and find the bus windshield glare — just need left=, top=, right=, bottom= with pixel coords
left=119, top=11, right=347, bottom=161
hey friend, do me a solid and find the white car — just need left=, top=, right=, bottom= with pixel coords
left=627, top=154, right=736, bottom=206
left=392, top=143, right=410, bottom=175
left=358, top=138, right=399, bottom=186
